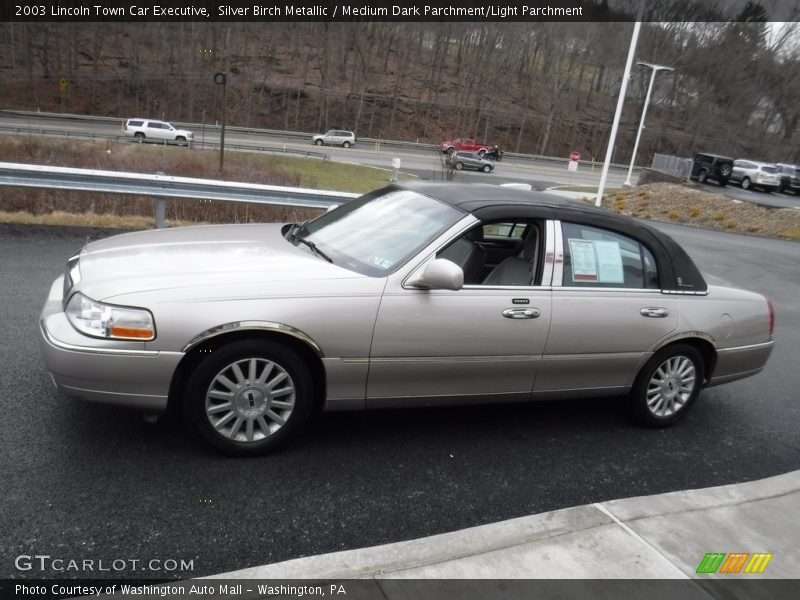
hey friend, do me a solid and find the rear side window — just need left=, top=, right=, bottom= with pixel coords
left=127, top=120, right=143, bottom=127
left=562, top=223, right=658, bottom=289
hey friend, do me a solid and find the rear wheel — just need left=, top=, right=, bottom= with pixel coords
left=175, top=136, right=186, bottom=145
left=134, top=132, right=145, bottom=141
left=342, top=141, right=351, bottom=148
left=455, top=162, right=463, bottom=170
left=741, top=177, right=752, bottom=190
left=718, top=164, right=732, bottom=179
left=628, top=344, right=704, bottom=427
left=184, top=340, right=314, bottom=456
left=314, top=139, right=323, bottom=146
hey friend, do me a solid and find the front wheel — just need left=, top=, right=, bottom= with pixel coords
left=342, top=141, right=351, bottom=148
left=741, top=177, right=752, bottom=190
left=628, top=344, right=704, bottom=427
left=134, top=132, right=145, bottom=141
left=455, top=162, right=463, bottom=170
left=175, top=136, right=186, bottom=145
left=183, top=340, right=314, bottom=456
left=482, top=164, right=491, bottom=173
left=314, top=139, right=323, bottom=146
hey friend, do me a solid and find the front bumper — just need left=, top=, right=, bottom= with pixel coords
left=39, top=276, right=183, bottom=411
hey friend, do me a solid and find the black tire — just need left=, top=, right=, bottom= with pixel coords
left=134, top=132, right=145, bottom=141
left=342, top=141, right=351, bottom=148
left=741, top=177, right=752, bottom=190
left=446, top=147, right=456, bottom=155
left=718, top=164, right=732, bottom=178
left=718, top=179, right=728, bottom=187
left=482, top=164, right=491, bottom=173
left=183, top=340, right=314, bottom=456
left=314, top=139, right=323, bottom=146
left=628, top=344, right=704, bottom=428
left=455, top=162, right=463, bottom=170
left=175, top=135, right=186, bottom=144
left=697, top=169, right=708, bottom=184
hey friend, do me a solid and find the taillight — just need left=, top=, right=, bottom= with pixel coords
left=767, top=298, right=775, bottom=337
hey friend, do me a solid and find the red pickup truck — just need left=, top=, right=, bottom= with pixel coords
left=441, top=137, right=493, bottom=156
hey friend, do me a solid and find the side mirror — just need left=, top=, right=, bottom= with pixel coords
left=407, top=259, right=463, bottom=291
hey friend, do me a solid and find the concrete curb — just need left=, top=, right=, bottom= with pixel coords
left=212, top=470, right=800, bottom=580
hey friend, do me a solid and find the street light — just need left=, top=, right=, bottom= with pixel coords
left=623, top=61, right=674, bottom=187
left=214, top=72, right=228, bottom=173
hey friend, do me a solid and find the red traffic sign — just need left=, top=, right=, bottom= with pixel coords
left=570, top=151, right=581, bottom=162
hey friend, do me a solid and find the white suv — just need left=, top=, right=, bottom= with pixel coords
left=730, top=160, right=780, bottom=192
left=124, top=119, right=194, bottom=145
left=312, top=129, right=355, bottom=148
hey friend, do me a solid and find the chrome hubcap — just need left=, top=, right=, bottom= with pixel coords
left=646, top=356, right=696, bottom=418
left=205, top=358, right=295, bottom=443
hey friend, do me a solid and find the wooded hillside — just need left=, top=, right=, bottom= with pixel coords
left=1, top=13, right=798, bottom=163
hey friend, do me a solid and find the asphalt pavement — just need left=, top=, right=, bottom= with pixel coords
left=1, top=221, right=798, bottom=581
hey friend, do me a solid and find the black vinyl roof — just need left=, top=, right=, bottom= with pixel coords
left=393, top=181, right=707, bottom=293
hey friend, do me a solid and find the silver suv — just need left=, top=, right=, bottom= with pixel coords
left=730, top=160, right=780, bottom=192
left=312, top=129, right=355, bottom=148
left=124, top=119, right=194, bottom=145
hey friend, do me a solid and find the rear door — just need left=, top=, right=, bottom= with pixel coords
left=535, top=221, right=678, bottom=396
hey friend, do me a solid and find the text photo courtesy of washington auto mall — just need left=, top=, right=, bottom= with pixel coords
left=1, top=1, right=799, bottom=599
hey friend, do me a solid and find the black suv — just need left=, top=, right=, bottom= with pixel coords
left=691, top=153, right=734, bottom=186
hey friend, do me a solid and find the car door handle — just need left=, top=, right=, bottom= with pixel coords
left=640, top=307, right=670, bottom=318
left=502, top=308, right=540, bottom=319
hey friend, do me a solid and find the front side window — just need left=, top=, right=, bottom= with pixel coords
left=562, top=223, right=658, bottom=289
left=298, top=189, right=463, bottom=277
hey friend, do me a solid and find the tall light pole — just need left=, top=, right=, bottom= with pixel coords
left=623, top=62, right=674, bottom=187
left=594, top=5, right=643, bottom=207
left=214, top=72, right=228, bottom=173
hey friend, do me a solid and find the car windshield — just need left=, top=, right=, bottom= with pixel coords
left=299, top=188, right=463, bottom=276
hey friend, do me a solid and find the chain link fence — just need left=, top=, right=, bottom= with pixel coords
left=651, top=153, right=693, bottom=179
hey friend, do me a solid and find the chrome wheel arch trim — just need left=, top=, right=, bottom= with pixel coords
left=181, top=321, right=324, bottom=357
left=652, top=331, right=717, bottom=353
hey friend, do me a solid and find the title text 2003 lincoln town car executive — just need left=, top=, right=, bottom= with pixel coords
left=39, top=182, right=775, bottom=455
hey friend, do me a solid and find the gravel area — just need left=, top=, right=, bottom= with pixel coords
left=600, top=183, right=800, bottom=240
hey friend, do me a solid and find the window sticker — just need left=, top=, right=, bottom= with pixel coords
left=568, top=239, right=625, bottom=284
left=368, top=256, right=394, bottom=270
left=568, top=239, right=598, bottom=282
left=594, top=240, right=624, bottom=283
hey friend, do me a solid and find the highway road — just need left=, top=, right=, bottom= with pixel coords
left=0, top=113, right=629, bottom=189
left=4, top=113, right=800, bottom=209
left=1, top=221, right=797, bottom=580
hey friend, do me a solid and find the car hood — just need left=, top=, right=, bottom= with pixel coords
left=75, top=223, right=368, bottom=301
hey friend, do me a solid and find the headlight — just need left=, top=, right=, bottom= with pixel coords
left=65, top=293, right=155, bottom=341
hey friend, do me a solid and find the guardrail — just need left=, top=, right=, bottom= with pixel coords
left=0, top=162, right=358, bottom=228
left=1, top=109, right=634, bottom=172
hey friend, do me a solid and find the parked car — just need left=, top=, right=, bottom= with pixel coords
left=312, top=130, right=355, bottom=148
left=730, top=160, right=781, bottom=192
left=446, top=151, right=495, bottom=173
left=441, top=137, right=493, bottom=156
left=124, top=119, right=193, bottom=145
left=690, top=153, right=733, bottom=186
left=39, top=182, right=775, bottom=455
left=776, top=163, right=800, bottom=195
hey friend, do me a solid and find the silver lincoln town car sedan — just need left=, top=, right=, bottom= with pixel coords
left=39, top=182, right=775, bottom=455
